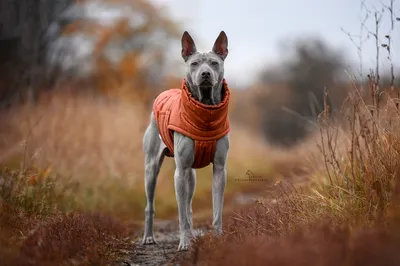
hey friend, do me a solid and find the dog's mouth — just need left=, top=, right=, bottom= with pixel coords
left=199, top=80, right=213, bottom=105
left=199, top=79, right=213, bottom=87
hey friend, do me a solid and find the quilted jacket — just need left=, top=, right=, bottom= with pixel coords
left=152, top=79, right=231, bottom=168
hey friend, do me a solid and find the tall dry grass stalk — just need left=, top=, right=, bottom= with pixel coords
left=316, top=73, right=400, bottom=224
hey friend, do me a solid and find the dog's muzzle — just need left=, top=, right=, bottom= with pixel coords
left=198, top=80, right=214, bottom=105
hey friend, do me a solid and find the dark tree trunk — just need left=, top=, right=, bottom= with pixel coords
left=0, top=0, right=72, bottom=106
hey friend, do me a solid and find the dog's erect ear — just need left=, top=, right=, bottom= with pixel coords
left=212, top=31, right=228, bottom=60
left=181, top=31, right=197, bottom=61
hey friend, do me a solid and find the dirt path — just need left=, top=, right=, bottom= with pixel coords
left=131, top=223, right=208, bottom=265
left=115, top=178, right=309, bottom=266
left=118, top=193, right=260, bottom=266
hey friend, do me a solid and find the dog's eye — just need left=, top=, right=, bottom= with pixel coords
left=211, top=61, right=219, bottom=66
left=191, top=62, right=198, bottom=66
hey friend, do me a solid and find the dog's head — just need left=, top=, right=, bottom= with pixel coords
left=181, top=31, right=228, bottom=105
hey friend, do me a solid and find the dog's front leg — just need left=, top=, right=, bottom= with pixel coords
left=174, top=132, right=195, bottom=251
left=174, top=166, right=192, bottom=251
left=212, top=135, right=229, bottom=236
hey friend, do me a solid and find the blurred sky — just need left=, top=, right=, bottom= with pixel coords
left=151, top=0, right=400, bottom=87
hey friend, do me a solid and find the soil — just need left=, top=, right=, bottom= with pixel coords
left=116, top=193, right=260, bottom=266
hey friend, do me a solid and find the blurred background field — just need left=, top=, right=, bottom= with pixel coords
left=0, top=0, right=400, bottom=265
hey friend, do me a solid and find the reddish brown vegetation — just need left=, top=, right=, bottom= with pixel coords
left=0, top=206, right=132, bottom=266
left=182, top=190, right=400, bottom=266
left=21, top=212, right=130, bottom=265
left=188, top=220, right=400, bottom=266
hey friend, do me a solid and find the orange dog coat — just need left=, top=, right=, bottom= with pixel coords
left=153, top=79, right=231, bottom=169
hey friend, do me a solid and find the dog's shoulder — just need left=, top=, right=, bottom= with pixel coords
left=153, top=88, right=182, bottom=114
left=154, top=88, right=181, bottom=101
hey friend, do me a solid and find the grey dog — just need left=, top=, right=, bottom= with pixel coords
left=142, top=30, right=230, bottom=251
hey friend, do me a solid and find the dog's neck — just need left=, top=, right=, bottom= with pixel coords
left=185, top=79, right=224, bottom=105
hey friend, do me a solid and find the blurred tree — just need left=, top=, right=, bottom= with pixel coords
left=0, top=0, right=181, bottom=107
left=258, top=37, right=348, bottom=146
left=0, top=0, right=72, bottom=107
left=42, top=0, right=181, bottom=106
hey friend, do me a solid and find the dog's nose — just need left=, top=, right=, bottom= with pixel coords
left=201, top=71, right=211, bottom=78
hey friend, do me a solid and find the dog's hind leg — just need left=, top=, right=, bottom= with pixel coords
left=142, top=113, right=166, bottom=245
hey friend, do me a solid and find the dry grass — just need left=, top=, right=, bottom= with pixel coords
left=0, top=83, right=288, bottom=264
left=5, top=71, right=397, bottom=266
left=177, top=79, right=400, bottom=265
left=0, top=166, right=135, bottom=265
left=185, top=219, right=400, bottom=266
left=19, top=212, right=131, bottom=265
left=0, top=206, right=132, bottom=265
left=0, top=87, right=280, bottom=220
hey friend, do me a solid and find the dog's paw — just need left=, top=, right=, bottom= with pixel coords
left=142, top=236, right=157, bottom=245
left=177, top=242, right=190, bottom=251
left=213, top=228, right=223, bottom=237
left=177, top=238, right=190, bottom=251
